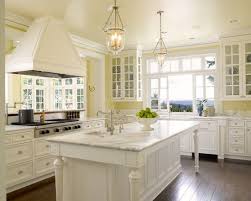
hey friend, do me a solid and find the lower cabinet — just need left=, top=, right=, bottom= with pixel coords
left=35, top=157, right=55, bottom=177
left=246, top=128, right=251, bottom=155
left=5, top=119, right=106, bottom=192
left=7, top=162, right=33, bottom=187
left=180, top=119, right=218, bottom=156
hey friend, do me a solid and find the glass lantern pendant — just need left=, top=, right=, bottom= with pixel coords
left=103, top=0, right=125, bottom=54
left=153, top=11, right=167, bottom=67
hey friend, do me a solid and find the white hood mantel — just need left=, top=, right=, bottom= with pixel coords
left=6, top=16, right=85, bottom=78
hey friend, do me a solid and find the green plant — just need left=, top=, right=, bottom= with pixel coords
left=136, top=107, right=158, bottom=118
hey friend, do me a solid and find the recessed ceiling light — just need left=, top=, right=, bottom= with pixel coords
left=16, top=40, right=20, bottom=43
left=229, top=19, right=239, bottom=24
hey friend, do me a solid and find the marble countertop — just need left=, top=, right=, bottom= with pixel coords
left=159, top=115, right=251, bottom=120
left=47, top=120, right=199, bottom=152
left=5, top=125, right=35, bottom=132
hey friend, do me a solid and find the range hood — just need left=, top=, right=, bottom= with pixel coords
left=6, top=17, right=85, bottom=78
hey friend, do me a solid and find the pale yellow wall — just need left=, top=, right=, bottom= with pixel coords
left=222, top=101, right=251, bottom=112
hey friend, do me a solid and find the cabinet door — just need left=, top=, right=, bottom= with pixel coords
left=198, top=131, right=217, bottom=154
left=224, top=44, right=241, bottom=98
left=246, top=128, right=251, bottom=155
left=112, top=57, right=122, bottom=99
left=124, top=56, right=135, bottom=99
left=244, top=42, right=251, bottom=97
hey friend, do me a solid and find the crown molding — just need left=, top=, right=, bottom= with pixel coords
left=5, top=11, right=32, bottom=31
left=70, top=34, right=108, bottom=55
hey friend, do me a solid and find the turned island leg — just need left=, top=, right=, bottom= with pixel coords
left=193, top=129, right=199, bottom=173
left=54, top=157, right=64, bottom=201
left=129, top=169, right=142, bottom=201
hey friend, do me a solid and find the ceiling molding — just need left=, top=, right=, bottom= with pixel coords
left=70, top=34, right=108, bottom=55
left=143, top=42, right=220, bottom=55
left=5, top=11, right=32, bottom=31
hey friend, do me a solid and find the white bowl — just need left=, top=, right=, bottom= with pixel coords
left=137, top=118, right=158, bottom=131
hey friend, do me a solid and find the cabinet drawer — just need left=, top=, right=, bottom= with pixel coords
left=229, top=120, right=245, bottom=127
left=229, top=144, right=245, bottom=154
left=199, top=121, right=217, bottom=131
left=6, top=142, right=33, bottom=164
left=35, top=157, right=55, bottom=176
left=12, top=132, right=34, bottom=143
left=229, top=136, right=244, bottom=145
left=246, top=121, right=251, bottom=128
left=229, top=128, right=244, bottom=136
left=5, top=135, right=12, bottom=145
left=7, top=162, right=33, bottom=187
left=35, top=140, right=51, bottom=157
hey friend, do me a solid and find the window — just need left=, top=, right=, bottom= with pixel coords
left=35, top=89, right=44, bottom=111
left=146, top=54, right=216, bottom=113
left=77, top=89, right=84, bottom=109
left=65, top=89, right=73, bottom=109
left=21, top=76, right=85, bottom=111
left=195, top=74, right=215, bottom=106
left=169, top=75, right=193, bottom=112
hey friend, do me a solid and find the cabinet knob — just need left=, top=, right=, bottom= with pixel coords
left=18, top=170, right=23, bottom=175
left=17, top=150, right=23, bottom=155
left=46, top=145, right=50, bottom=148
left=46, top=162, right=50, bottom=166
left=21, top=135, right=25, bottom=138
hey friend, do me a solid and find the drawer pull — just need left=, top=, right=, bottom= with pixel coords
left=247, top=129, right=250, bottom=132
left=235, top=148, right=239, bottom=152
left=18, top=170, right=23, bottom=175
left=46, top=145, right=50, bottom=148
left=17, top=150, right=23, bottom=155
left=46, top=162, right=50, bottom=166
left=21, top=135, right=25, bottom=138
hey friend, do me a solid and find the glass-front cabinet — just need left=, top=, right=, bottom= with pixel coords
left=111, top=49, right=142, bottom=101
left=245, top=42, right=251, bottom=96
left=222, top=36, right=251, bottom=99
left=224, top=43, right=241, bottom=97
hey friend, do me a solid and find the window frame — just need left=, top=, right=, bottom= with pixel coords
left=144, top=53, right=217, bottom=115
left=21, top=76, right=86, bottom=112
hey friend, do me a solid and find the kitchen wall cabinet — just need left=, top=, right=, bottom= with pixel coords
left=221, top=35, right=251, bottom=99
left=111, top=49, right=142, bottom=101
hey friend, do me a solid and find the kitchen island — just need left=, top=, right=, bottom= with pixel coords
left=48, top=120, right=199, bottom=201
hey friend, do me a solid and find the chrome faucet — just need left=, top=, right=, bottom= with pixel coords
left=97, top=110, right=116, bottom=135
left=6, top=102, right=24, bottom=125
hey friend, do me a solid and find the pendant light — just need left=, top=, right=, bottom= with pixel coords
left=153, top=11, right=167, bottom=66
left=103, top=0, right=125, bottom=54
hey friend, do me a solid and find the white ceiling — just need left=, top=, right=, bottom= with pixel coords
left=5, top=0, right=251, bottom=50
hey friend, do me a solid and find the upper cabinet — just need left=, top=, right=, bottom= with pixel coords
left=221, top=35, right=251, bottom=99
left=111, top=49, right=142, bottom=101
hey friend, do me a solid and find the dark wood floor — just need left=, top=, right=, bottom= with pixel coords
left=7, top=158, right=251, bottom=201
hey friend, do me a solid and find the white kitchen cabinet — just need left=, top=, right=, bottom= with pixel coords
left=111, top=49, right=142, bottom=101
left=246, top=127, right=251, bottom=155
left=180, top=119, right=218, bottom=156
left=221, top=35, right=251, bottom=99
